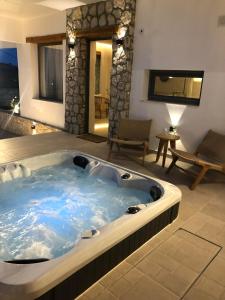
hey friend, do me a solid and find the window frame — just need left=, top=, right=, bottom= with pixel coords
left=0, top=46, right=20, bottom=112
left=38, top=41, right=63, bottom=103
left=148, top=70, right=204, bottom=106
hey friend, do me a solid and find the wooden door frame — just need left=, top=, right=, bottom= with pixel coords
left=82, top=26, right=116, bottom=134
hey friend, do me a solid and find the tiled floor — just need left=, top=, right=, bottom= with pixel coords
left=0, top=129, right=20, bottom=139
left=0, top=132, right=225, bottom=300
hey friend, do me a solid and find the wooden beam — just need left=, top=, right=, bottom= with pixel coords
left=26, top=33, right=66, bottom=44
left=75, top=26, right=118, bottom=39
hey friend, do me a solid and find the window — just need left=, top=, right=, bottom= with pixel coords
left=38, top=43, right=63, bottom=102
left=148, top=70, right=204, bottom=106
left=0, top=47, right=19, bottom=111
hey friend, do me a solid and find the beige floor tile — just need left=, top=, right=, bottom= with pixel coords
left=196, top=222, right=225, bottom=245
left=204, top=256, right=225, bottom=286
left=218, top=248, right=225, bottom=259
left=83, top=283, right=105, bottom=299
left=154, top=228, right=172, bottom=242
left=165, top=217, right=184, bottom=233
left=113, top=261, right=133, bottom=276
left=161, top=230, right=220, bottom=273
left=145, top=252, right=180, bottom=272
left=154, top=267, right=191, bottom=296
left=175, top=229, right=219, bottom=253
left=170, top=243, right=217, bottom=273
left=181, top=215, right=205, bottom=233
left=100, top=262, right=133, bottom=288
left=108, top=277, right=131, bottom=298
left=123, top=267, right=144, bottom=285
left=181, top=188, right=210, bottom=210
left=120, top=275, right=179, bottom=300
left=174, top=264, right=198, bottom=283
left=183, top=288, right=217, bottom=300
left=213, top=227, right=225, bottom=247
left=201, top=203, right=225, bottom=223
left=178, top=201, right=198, bottom=222
left=135, top=229, right=220, bottom=297
left=208, top=192, right=225, bottom=208
left=125, top=232, right=168, bottom=266
left=126, top=247, right=149, bottom=266
left=189, top=212, right=225, bottom=229
left=136, top=258, right=162, bottom=277
left=221, top=291, right=225, bottom=300
left=154, top=263, right=198, bottom=297
left=94, top=289, right=117, bottom=300
left=100, top=269, right=123, bottom=288
left=193, top=276, right=225, bottom=299
left=157, top=235, right=182, bottom=256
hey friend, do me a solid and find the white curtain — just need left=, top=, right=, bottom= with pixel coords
left=40, top=45, right=63, bottom=101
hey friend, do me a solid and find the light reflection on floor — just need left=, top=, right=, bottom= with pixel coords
left=94, top=118, right=108, bottom=137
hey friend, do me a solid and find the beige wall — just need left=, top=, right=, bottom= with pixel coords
left=130, top=0, right=225, bottom=151
left=23, top=11, right=66, bottom=40
left=0, top=13, right=66, bottom=128
left=96, top=42, right=112, bottom=98
left=0, top=16, right=24, bottom=43
left=18, top=11, right=66, bottom=128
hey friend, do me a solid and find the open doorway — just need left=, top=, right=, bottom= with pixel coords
left=89, top=40, right=112, bottom=137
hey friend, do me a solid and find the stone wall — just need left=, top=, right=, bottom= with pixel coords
left=0, top=111, right=61, bottom=136
left=66, top=0, right=136, bottom=137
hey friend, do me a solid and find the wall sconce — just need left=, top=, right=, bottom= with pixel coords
left=117, top=27, right=127, bottom=39
left=116, top=38, right=124, bottom=46
left=169, top=126, right=177, bottom=134
left=31, top=121, right=36, bottom=130
left=31, top=121, right=37, bottom=135
left=116, top=26, right=126, bottom=47
left=14, top=103, right=20, bottom=114
left=68, top=36, right=76, bottom=49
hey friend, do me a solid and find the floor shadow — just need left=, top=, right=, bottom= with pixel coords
left=0, top=129, right=20, bottom=140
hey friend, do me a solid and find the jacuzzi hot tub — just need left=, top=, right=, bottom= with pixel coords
left=0, top=151, right=181, bottom=300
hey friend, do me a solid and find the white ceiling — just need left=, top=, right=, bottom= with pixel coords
left=0, top=0, right=104, bottom=20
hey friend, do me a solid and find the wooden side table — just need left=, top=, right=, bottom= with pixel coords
left=155, top=132, right=180, bottom=167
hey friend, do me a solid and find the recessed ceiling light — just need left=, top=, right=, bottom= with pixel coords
left=38, top=0, right=84, bottom=11
left=37, top=0, right=104, bottom=11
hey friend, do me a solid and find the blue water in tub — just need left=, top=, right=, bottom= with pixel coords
left=0, top=163, right=151, bottom=261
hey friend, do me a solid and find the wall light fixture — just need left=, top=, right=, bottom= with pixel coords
left=68, top=36, right=76, bottom=49
left=116, top=38, right=124, bottom=46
